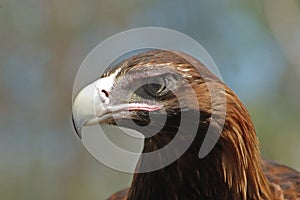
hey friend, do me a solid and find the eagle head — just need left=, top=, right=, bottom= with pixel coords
left=72, top=49, right=276, bottom=200
left=72, top=49, right=220, bottom=141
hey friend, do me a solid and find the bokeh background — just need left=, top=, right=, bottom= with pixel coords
left=1, top=0, right=300, bottom=199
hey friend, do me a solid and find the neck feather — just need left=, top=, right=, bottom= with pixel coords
left=127, top=93, right=277, bottom=200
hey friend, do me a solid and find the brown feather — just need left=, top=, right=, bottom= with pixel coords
left=104, top=50, right=300, bottom=200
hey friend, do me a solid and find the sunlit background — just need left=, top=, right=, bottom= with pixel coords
left=1, top=0, right=300, bottom=199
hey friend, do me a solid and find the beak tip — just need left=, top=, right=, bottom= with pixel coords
left=72, top=115, right=82, bottom=140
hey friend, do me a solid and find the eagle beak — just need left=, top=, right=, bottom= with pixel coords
left=72, top=81, right=100, bottom=139
left=72, top=77, right=163, bottom=139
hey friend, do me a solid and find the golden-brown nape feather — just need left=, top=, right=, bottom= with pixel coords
left=105, top=50, right=299, bottom=200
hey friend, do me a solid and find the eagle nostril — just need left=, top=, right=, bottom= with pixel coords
left=101, top=89, right=109, bottom=98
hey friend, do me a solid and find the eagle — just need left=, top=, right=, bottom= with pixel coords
left=72, top=49, right=300, bottom=200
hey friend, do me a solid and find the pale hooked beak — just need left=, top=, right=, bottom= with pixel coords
left=72, top=81, right=100, bottom=139
left=72, top=77, right=162, bottom=139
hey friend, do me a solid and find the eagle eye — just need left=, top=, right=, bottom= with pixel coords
left=135, top=76, right=171, bottom=99
left=144, top=83, right=166, bottom=97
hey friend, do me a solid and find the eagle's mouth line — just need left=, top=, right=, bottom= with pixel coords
left=84, top=103, right=162, bottom=126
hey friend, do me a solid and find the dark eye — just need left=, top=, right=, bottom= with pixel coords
left=144, top=83, right=166, bottom=97
left=135, top=77, right=170, bottom=98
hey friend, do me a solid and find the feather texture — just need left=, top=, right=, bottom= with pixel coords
left=97, top=50, right=300, bottom=200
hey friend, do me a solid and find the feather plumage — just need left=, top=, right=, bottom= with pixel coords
left=73, top=50, right=300, bottom=200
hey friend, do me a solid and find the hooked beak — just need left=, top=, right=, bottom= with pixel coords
left=72, top=77, right=162, bottom=139
left=72, top=81, right=99, bottom=139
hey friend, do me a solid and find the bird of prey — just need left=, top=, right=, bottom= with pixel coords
left=72, top=49, right=300, bottom=200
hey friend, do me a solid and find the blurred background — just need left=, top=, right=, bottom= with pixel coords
left=0, top=0, right=300, bottom=199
